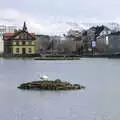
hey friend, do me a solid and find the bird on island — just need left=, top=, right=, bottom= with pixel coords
left=40, top=75, right=48, bottom=80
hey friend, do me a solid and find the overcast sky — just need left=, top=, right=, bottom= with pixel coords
left=0, top=0, right=120, bottom=35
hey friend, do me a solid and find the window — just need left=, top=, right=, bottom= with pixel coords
left=16, top=41, right=19, bottom=45
left=106, top=36, right=109, bottom=45
left=28, top=48, right=32, bottom=53
left=22, top=41, right=26, bottom=45
left=13, top=41, right=16, bottom=45
left=28, top=41, right=32, bottom=45
left=28, top=36, right=32, bottom=40
left=32, top=41, right=36, bottom=45
left=16, top=48, right=19, bottom=53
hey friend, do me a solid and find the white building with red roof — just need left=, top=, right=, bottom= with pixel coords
left=0, top=25, right=17, bottom=53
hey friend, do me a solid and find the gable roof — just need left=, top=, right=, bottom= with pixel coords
left=3, top=32, right=35, bottom=37
left=109, top=31, right=120, bottom=35
left=3, top=31, right=35, bottom=40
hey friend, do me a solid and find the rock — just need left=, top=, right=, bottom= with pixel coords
left=18, top=80, right=85, bottom=91
left=55, top=79, right=61, bottom=82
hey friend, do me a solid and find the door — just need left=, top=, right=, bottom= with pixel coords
left=22, top=48, right=26, bottom=54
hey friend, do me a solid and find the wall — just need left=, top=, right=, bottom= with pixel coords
left=12, top=40, right=36, bottom=54
left=96, top=35, right=107, bottom=52
left=0, top=37, right=3, bottom=53
left=12, top=46, right=36, bottom=54
left=106, top=34, right=120, bottom=53
left=96, top=34, right=120, bottom=54
left=36, top=35, right=50, bottom=53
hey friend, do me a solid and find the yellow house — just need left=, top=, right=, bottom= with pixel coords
left=3, top=22, right=36, bottom=55
left=12, top=40, right=36, bottom=55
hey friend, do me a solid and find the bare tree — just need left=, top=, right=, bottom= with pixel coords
left=36, top=35, right=50, bottom=53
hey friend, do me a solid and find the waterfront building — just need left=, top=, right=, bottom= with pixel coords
left=3, top=22, right=36, bottom=55
left=96, top=31, right=120, bottom=54
left=0, top=25, right=17, bottom=53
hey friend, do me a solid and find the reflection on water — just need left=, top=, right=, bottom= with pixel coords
left=0, top=58, right=120, bottom=120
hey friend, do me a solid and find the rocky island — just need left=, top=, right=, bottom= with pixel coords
left=18, top=79, right=85, bottom=91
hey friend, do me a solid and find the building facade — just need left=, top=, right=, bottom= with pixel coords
left=0, top=25, right=17, bottom=53
left=35, top=35, right=50, bottom=53
left=96, top=32, right=120, bottom=54
left=3, top=22, right=36, bottom=55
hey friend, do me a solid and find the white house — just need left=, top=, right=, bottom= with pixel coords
left=99, top=27, right=111, bottom=36
left=0, top=36, right=3, bottom=53
left=0, top=25, right=17, bottom=53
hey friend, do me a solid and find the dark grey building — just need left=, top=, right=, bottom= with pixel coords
left=49, top=35, right=61, bottom=50
left=87, top=25, right=111, bottom=42
left=35, top=35, right=50, bottom=53
left=96, top=32, right=120, bottom=54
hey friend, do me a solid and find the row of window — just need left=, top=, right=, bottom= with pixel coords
left=14, top=41, right=34, bottom=45
left=16, top=48, right=32, bottom=53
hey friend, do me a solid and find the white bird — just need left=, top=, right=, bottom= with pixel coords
left=40, top=75, right=48, bottom=80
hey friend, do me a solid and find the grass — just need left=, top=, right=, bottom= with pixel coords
left=34, top=57, right=80, bottom=60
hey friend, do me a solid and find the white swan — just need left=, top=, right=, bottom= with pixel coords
left=40, top=75, right=48, bottom=80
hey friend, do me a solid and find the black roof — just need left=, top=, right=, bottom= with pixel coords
left=109, top=31, right=120, bottom=35
left=90, top=25, right=110, bottom=37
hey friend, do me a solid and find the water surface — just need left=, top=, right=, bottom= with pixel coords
left=0, top=58, right=120, bottom=120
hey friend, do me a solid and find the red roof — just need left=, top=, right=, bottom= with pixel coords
left=3, top=33, right=14, bottom=37
left=3, top=32, right=35, bottom=37
left=30, top=33, right=35, bottom=35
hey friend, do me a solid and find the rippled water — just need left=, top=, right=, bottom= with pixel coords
left=0, top=58, right=120, bottom=120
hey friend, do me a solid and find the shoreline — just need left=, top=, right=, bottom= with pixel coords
left=34, top=57, right=80, bottom=60
left=0, top=54, right=120, bottom=59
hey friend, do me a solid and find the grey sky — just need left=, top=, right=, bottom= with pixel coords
left=1, top=0, right=119, bottom=19
left=0, top=0, right=120, bottom=34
